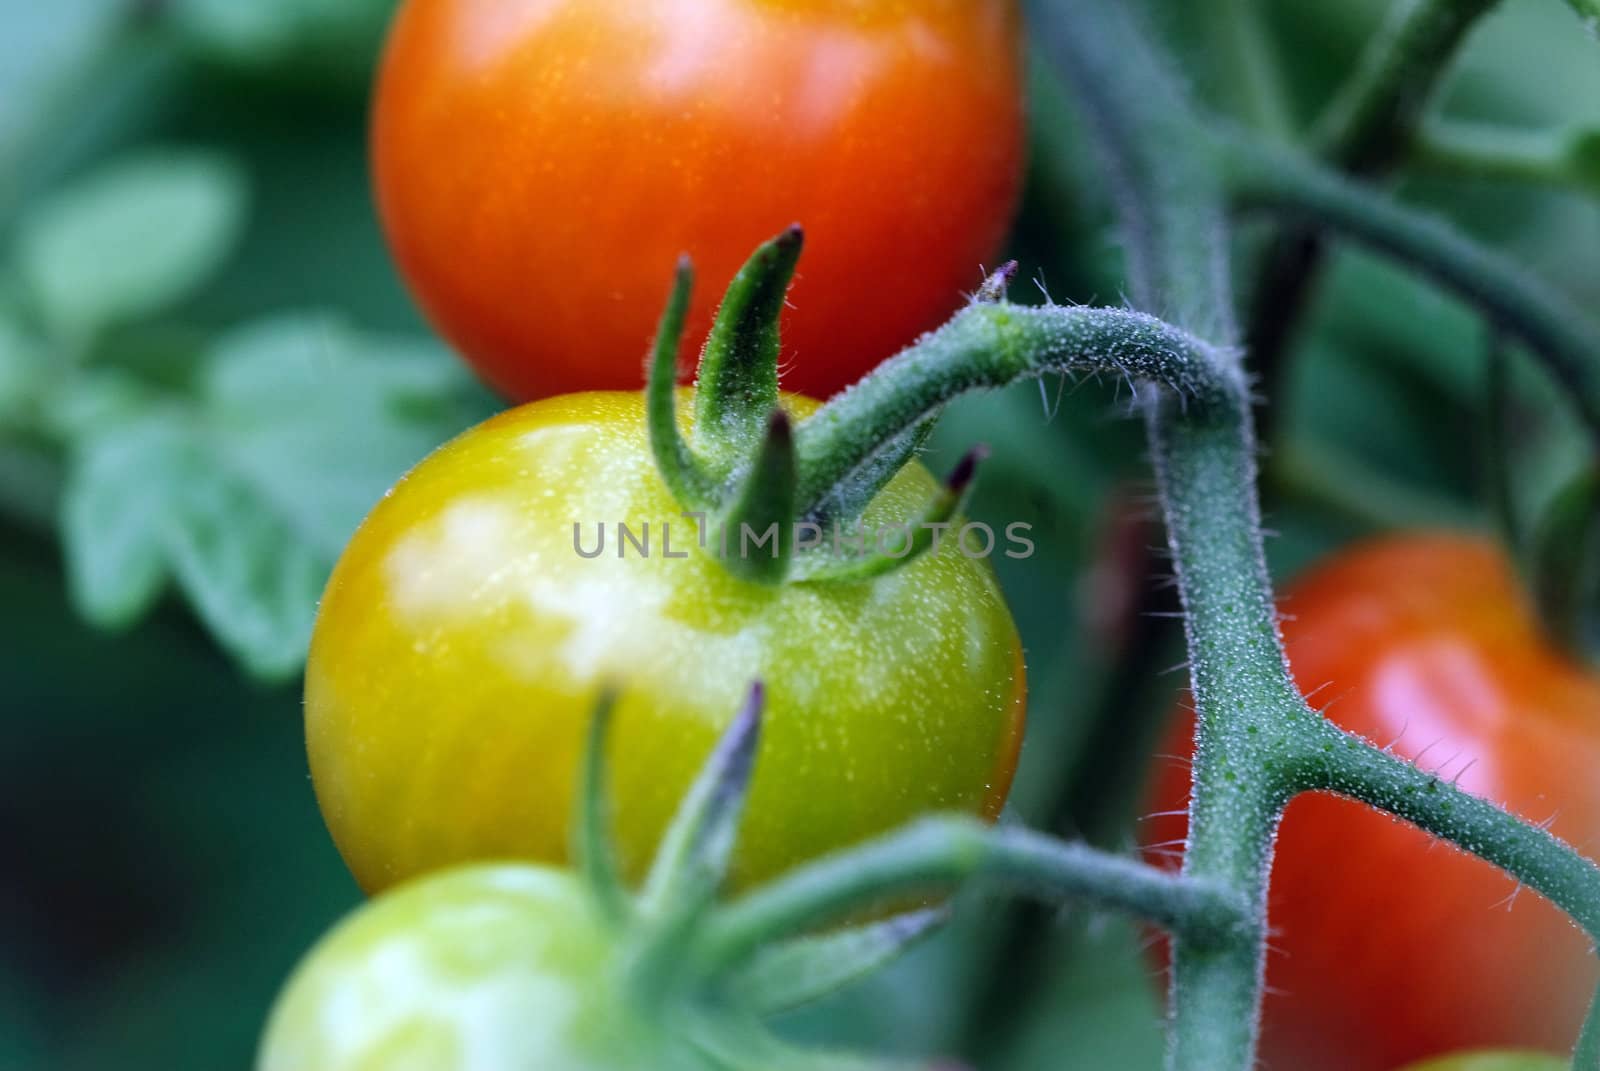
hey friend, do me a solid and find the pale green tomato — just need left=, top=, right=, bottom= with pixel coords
left=258, top=865, right=711, bottom=1071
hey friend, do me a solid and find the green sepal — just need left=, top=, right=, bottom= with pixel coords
left=715, top=411, right=799, bottom=585
left=694, top=226, right=803, bottom=468
left=572, top=683, right=631, bottom=925
left=801, top=413, right=938, bottom=530
left=731, top=908, right=948, bottom=1016
left=647, top=256, right=719, bottom=511
left=626, top=683, right=765, bottom=1002
left=642, top=681, right=766, bottom=915
left=795, top=445, right=986, bottom=584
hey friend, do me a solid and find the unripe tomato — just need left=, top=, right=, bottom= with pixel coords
left=306, top=392, right=1025, bottom=894
left=1144, top=534, right=1600, bottom=1071
left=371, top=0, right=1025, bottom=402
left=258, top=865, right=709, bottom=1070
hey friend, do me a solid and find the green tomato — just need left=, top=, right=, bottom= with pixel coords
left=306, top=391, right=1026, bottom=895
left=258, top=865, right=711, bottom=1071
left=1395, top=1053, right=1568, bottom=1071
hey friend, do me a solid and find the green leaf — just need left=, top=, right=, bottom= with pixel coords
left=169, top=0, right=397, bottom=71
left=0, top=316, right=47, bottom=427
left=734, top=909, right=947, bottom=1016
left=61, top=413, right=189, bottom=631
left=57, top=312, right=491, bottom=680
left=196, top=313, right=486, bottom=556
left=39, top=368, right=156, bottom=441
left=17, top=149, right=248, bottom=342
left=1570, top=1, right=1600, bottom=35
left=161, top=457, right=328, bottom=681
left=0, top=0, right=124, bottom=167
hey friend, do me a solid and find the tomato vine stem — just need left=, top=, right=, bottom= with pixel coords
left=792, top=300, right=1232, bottom=513
left=1245, top=0, right=1499, bottom=444
left=1224, top=134, right=1600, bottom=449
left=1309, top=0, right=1499, bottom=172
left=1031, top=0, right=1600, bottom=1066
left=696, top=817, right=1247, bottom=978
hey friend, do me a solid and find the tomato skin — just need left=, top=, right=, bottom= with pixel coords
left=306, top=391, right=1025, bottom=895
left=257, top=865, right=710, bottom=1071
left=371, top=0, right=1025, bottom=402
left=1396, top=1053, right=1569, bottom=1071
left=1144, top=534, right=1600, bottom=1071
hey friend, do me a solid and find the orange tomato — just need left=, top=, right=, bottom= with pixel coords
left=1145, top=534, right=1600, bottom=1071
left=372, top=0, right=1025, bottom=402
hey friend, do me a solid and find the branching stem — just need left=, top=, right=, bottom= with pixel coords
left=1286, top=720, right=1600, bottom=945
left=698, top=817, right=1246, bottom=977
left=792, top=304, right=1229, bottom=513
left=1031, top=0, right=1600, bottom=1067
left=1311, top=0, right=1499, bottom=172
left=1225, top=135, right=1600, bottom=448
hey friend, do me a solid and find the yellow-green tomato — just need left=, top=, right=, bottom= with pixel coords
left=306, top=392, right=1026, bottom=894
left=1396, top=1053, right=1569, bottom=1071
left=257, top=865, right=708, bottom=1071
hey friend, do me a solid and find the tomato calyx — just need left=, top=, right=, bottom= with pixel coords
left=646, top=230, right=992, bottom=586
left=570, top=681, right=944, bottom=1053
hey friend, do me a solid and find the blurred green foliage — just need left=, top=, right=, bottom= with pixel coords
left=0, top=0, right=1595, bottom=1068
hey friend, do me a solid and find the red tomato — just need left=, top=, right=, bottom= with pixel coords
left=1144, top=534, right=1600, bottom=1071
left=371, top=0, right=1025, bottom=402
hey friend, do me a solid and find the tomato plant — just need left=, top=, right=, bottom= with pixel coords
left=1144, top=534, right=1600, bottom=1071
left=371, top=0, right=1025, bottom=402
left=272, top=682, right=1144, bottom=1071
left=306, top=386, right=1025, bottom=895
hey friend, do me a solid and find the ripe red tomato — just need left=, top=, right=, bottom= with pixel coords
left=1144, top=534, right=1600, bottom=1071
left=371, top=0, right=1025, bottom=402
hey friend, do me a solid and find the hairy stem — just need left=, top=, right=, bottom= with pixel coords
left=698, top=817, right=1245, bottom=976
left=792, top=304, right=1228, bottom=512
left=1144, top=393, right=1306, bottom=1068
left=1289, top=719, right=1600, bottom=945
left=1030, top=0, right=1302, bottom=1063
left=1581, top=986, right=1600, bottom=1068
